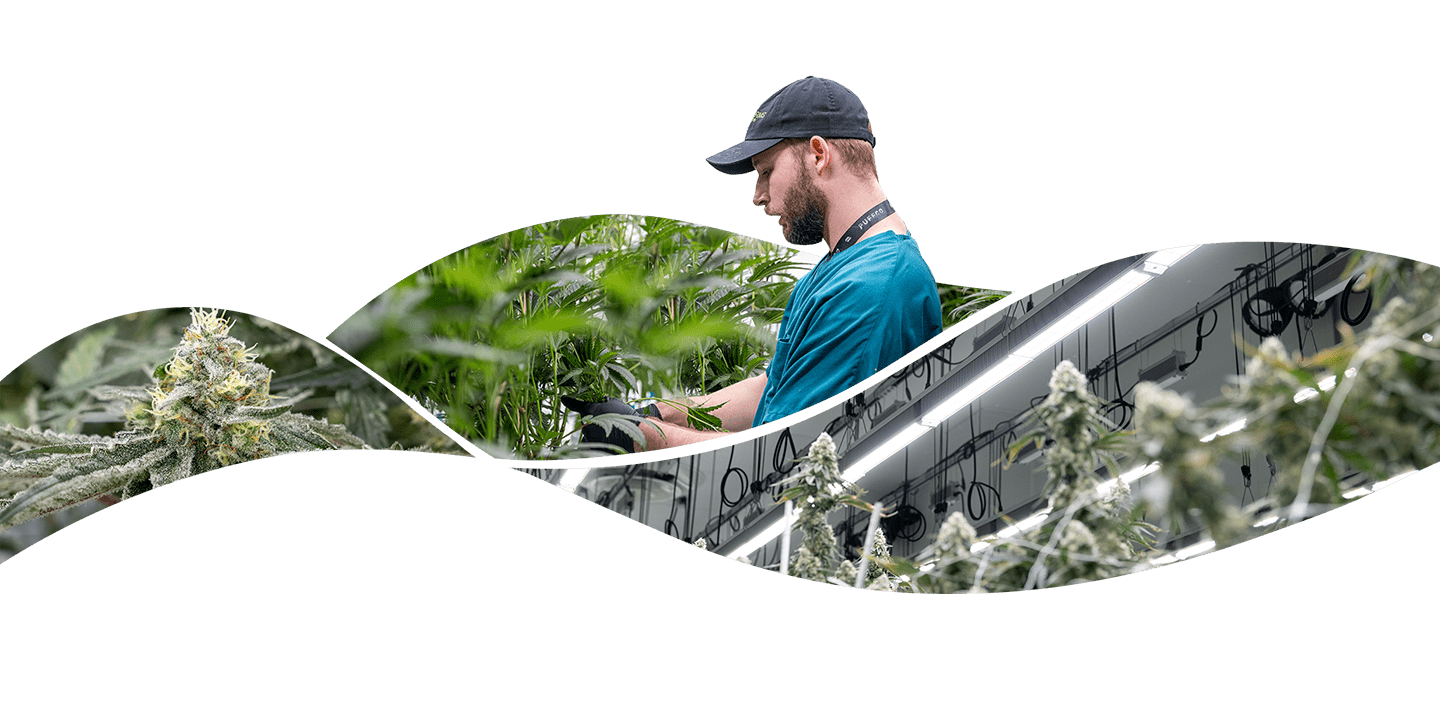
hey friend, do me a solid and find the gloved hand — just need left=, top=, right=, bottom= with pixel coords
left=560, top=396, right=662, bottom=453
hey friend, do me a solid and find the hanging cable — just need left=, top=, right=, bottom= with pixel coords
left=772, top=427, right=797, bottom=476
left=1178, top=308, right=1218, bottom=371
left=1340, top=275, right=1373, bottom=326
left=1240, top=449, right=1256, bottom=505
left=719, top=443, right=747, bottom=507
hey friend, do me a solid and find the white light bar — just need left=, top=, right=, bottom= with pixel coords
left=842, top=421, right=932, bottom=482
left=918, top=354, right=1032, bottom=427
left=1293, top=368, right=1357, bottom=403
left=726, top=510, right=798, bottom=560
left=1174, top=539, right=1217, bottom=560
left=1096, top=462, right=1160, bottom=496
left=557, top=469, right=589, bottom=493
left=1200, top=418, right=1247, bottom=443
left=996, top=510, right=1051, bottom=539
left=1012, top=271, right=1153, bottom=359
left=830, top=254, right=1192, bottom=493
left=1375, top=472, right=1413, bottom=489
left=1141, top=245, right=1200, bottom=274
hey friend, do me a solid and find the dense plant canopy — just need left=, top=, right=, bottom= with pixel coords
left=333, top=215, right=1003, bottom=459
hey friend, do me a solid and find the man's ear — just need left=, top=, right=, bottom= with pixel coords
left=808, top=135, right=831, bottom=177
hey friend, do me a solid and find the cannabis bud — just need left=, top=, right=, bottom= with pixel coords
left=0, top=309, right=367, bottom=530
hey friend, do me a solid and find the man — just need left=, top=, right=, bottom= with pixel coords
left=570, top=77, right=942, bottom=452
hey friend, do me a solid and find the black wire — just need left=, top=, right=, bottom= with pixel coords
left=1240, top=450, right=1255, bottom=505
left=1109, top=306, right=1123, bottom=400
left=772, top=427, right=797, bottom=476
left=1340, top=275, right=1373, bottom=326
left=1230, top=278, right=1245, bottom=380
left=719, top=443, right=747, bottom=507
left=1178, top=308, right=1218, bottom=371
left=1265, top=454, right=1277, bottom=496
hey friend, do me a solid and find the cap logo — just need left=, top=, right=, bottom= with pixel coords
left=751, top=111, right=766, bottom=122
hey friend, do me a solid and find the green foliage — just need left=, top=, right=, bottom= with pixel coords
left=0, top=310, right=369, bottom=531
left=1129, top=254, right=1440, bottom=535
left=331, top=216, right=807, bottom=459
left=938, top=285, right=1009, bottom=324
left=333, top=216, right=1000, bottom=459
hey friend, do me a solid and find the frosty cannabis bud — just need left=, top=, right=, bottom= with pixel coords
left=0, top=309, right=367, bottom=530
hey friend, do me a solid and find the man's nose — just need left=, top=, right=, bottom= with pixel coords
left=753, top=182, right=766, bottom=207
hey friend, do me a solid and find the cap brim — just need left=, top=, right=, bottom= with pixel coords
left=706, top=138, right=784, bottom=175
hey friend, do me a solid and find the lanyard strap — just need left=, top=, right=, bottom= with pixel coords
left=831, top=199, right=894, bottom=256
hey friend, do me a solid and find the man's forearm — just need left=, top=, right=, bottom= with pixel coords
left=652, top=373, right=767, bottom=432
left=636, top=416, right=733, bottom=452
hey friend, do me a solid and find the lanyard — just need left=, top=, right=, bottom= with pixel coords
left=830, top=199, right=894, bottom=256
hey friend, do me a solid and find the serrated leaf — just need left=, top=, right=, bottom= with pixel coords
left=0, top=445, right=171, bottom=530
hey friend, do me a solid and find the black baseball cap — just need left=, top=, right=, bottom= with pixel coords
left=706, top=77, right=877, bottom=175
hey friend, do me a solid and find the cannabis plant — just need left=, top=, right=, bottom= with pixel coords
left=0, top=309, right=367, bottom=531
left=331, top=216, right=804, bottom=459
left=892, top=362, right=1152, bottom=593
left=776, top=432, right=890, bottom=587
left=884, top=362, right=1155, bottom=593
left=333, top=215, right=1002, bottom=459
left=828, top=252, right=1438, bottom=593
left=1127, top=253, right=1440, bottom=536
left=938, top=285, right=1009, bottom=324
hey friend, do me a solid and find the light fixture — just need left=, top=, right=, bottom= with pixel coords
left=1097, top=462, right=1160, bottom=496
left=996, top=510, right=1051, bottom=539
left=1174, top=539, right=1217, bottom=560
left=841, top=249, right=1199, bottom=492
left=557, top=469, right=589, bottom=493
left=842, top=421, right=932, bottom=482
left=1011, top=271, right=1154, bottom=360
left=1293, top=368, right=1357, bottom=403
left=1142, top=245, right=1200, bottom=274
left=1200, top=418, right=1247, bottom=443
left=726, top=510, right=798, bottom=559
left=1374, top=472, right=1413, bottom=489
left=916, top=355, right=1032, bottom=428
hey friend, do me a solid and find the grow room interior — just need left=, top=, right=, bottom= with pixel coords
left=527, top=242, right=1397, bottom=573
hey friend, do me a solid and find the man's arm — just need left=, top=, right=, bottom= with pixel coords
left=650, top=374, right=766, bottom=429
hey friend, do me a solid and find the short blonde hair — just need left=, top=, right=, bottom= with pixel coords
left=784, top=137, right=878, bottom=180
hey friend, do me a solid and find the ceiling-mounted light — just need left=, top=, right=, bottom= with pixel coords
left=1293, top=368, right=1357, bottom=403
left=1097, top=462, right=1161, bottom=496
left=725, top=510, right=798, bottom=560
left=1142, top=245, right=1200, bottom=275
left=996, top=510, right=1051, bottom=539
left=916, top=354, right=1032, bottom=428
left=841, top=248, right=1200, bottom=489
left=557, top=469, right=589, bottom=493
left=1200, top=418, right=1247, bottom=443
left=1174, top=539, right=1217, bottom=560
left=842, top=421, right=932, bottom=482
left=1012, top=271, right=1154, bottom=359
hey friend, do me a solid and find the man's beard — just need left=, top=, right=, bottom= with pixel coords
left=782, top=169, right=827, bottom=246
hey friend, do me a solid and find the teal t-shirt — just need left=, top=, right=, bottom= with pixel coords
left=753, top=230, right=942, bottom=426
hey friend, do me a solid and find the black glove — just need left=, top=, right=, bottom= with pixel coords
left=560, top=396, right=659, bottom=453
